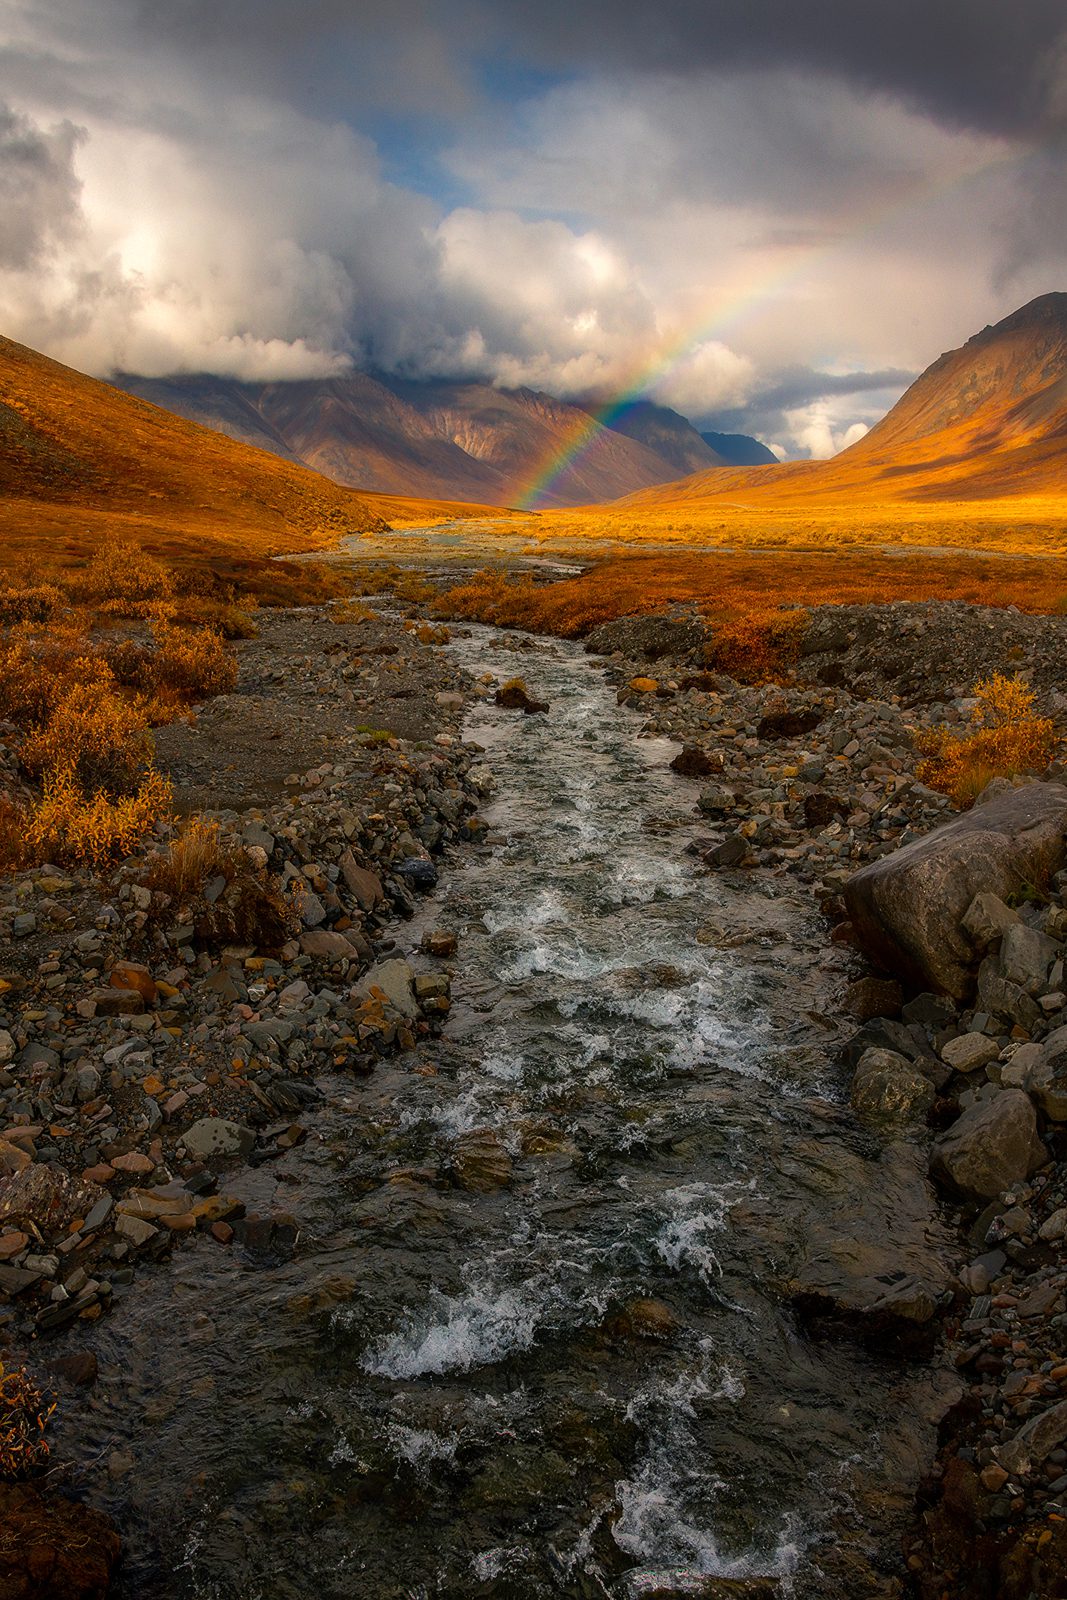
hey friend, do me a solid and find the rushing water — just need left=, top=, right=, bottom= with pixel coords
left=57, top=627, right=952, bottom=1599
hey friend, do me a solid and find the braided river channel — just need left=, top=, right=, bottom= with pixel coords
left=61, top=624, right=956, bottom=1599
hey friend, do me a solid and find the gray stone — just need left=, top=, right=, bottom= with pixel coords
left=0, top=1029, right=14, bottom=1066
left=931, top=1088, right=1046, bottom=1200
left=940, top=1033, right=1000, bottom=1074
left=1039, top=1207, right=1067, bottom=1241
left=114, top=1214, right=158, bottom=1247
left=1000, top=923, right=1062, bottom=995
left=995, top=1400, right=1067, bottom=1477
left=961, top=891, right=1020, bottom=951
left=299, top=929, right=359, bottom=961
left=338, top=851, right=384, bottom=911
left=843, top=783, right=1067, bottom=998
left=352, top=958, right=419, bottom=1019
left=182, top=1118, right=255, bottom=1161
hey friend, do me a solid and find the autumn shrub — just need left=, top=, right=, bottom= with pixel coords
left=0, top=1359, right=56, bottom=1480
left=104, top=624, right=237, bottom=714
left=702, top=610, right=810, bottom=684
left=0, top=584, right=62, bottom=624
left=916, top=673, right=1056, bottom=807
left=23, top=769, right=173, bottom=868
left=19, top=677, right=154, bottom=795
left=67, top=541, right=174, bottom=611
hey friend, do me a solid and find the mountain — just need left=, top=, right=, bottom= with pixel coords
left=699, top=430, right=778, bottom=466
left=620, top=294, right=1067, bottom=510
left=0, top=335, right=384, bottom=574
left=587, top=400, right=728, bottom=476
left=113, top=372, right=726, bottom=507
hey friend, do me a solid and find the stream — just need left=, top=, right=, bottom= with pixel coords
left=58, top=625, right=953, bottom=1599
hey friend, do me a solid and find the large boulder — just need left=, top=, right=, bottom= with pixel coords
left=843, top=783, right=1067, bottom=997
left=931, top=1089, right=1046, bottom=1200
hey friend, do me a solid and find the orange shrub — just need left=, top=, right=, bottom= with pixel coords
left=703, top=610, right=810, bottom=683
left=19, top=678, right=154, bottom=795
left=146, top=817, right=242, bottom=899
left=917, top=673, right=1056, bottom=807
left=151, top=624, right=236, bottom=700
left=24, top=768, right=173, bottom=868
left=67, top=541, right=173, bottom=609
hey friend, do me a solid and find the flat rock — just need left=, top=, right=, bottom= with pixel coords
left=995, top=1399, right=1067, bottom=1477
left=0, top=1164, right=106, bottom=1234
left=352, top=958, right=419, bottom=1020
left=940, top=1033, right=1000, bottom=1074
left=843, top=783, right=1067, bottom=998
left=182, top=1118, right=255, bottom=1161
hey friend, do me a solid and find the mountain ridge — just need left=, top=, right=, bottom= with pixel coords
left=113, top=371, right=755, bottom=507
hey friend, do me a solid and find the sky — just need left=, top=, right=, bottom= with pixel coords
left=1, top=0, right=1065, bottom=458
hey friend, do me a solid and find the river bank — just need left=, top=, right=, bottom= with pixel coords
left=0, top=578, right=1064, bottom=1597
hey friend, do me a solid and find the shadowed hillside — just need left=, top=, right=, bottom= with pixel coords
left=0, top=335, right=385, bottom=577
left=115, top=371, right=728, bottom=506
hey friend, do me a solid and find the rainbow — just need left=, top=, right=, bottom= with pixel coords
left=512, top=133, right=1033, bottom=510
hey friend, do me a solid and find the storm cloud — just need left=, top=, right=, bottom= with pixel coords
left=1, top=0, right=1064, bottom=456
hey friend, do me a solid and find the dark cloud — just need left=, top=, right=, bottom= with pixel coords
left=503, top=0, right=1067, bottom=137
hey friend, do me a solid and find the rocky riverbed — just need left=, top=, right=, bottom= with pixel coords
left=0, top=584, right=1065, bottom=1597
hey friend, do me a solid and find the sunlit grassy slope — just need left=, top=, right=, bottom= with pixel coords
left=0, top=334, right=385, bottom=581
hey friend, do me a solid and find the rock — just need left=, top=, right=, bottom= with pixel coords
left=704, top=833, right=754, bottom=869
left=353, top=959, right=420, bottom=1020
left=1000, top=923, right=1061, bottom=995
left=495, top=679, right=548, bottom=713
left=46, top=1351, right=99, bottom=1387
left=0, top=1137, right=32, bottom=1176
left=976, top=955, right=1042, bottom=1031
left=609, top=1297, right=681, bottom=1341
left=931, top=1089, right=1046, bottom=1200
left=940, top=1033, right=1000, bottom=1074
left=299, top=929, right=359, bottom=961
left=338, top=851, right=384, bottom=910
left=422, top=929, right=457, bottom=957
left=804, top=792, right=846, bottom=828
left=843, top=977, right=903, bottom=1021
left=850, top=1048, right=935, bottom=1124
left=1039, top=1206, right=1067, bottom=1241
left=961, top=891, right=1021, bottom=950
left=110, top=1151, right=155, bottom=1176
left=90, top=987, right=145, bottom=1016
left=843, top=783, right=1067, bottom=997
left=0, top=1483, right=120, bottom=1599
left=0, top=1028, right=15, bottom=1065
left=995, top=1399, right=1067, bottom=1476
left=756, top=708, right=824, bottom=739
left=669, top=745, right=720, bottom=777
left=585, top=613, right=708, bottom=661
left=0, top=1165, right=105, bottom=1234
left=114, top=1213, right=158, bottom=1247
left=451, top=1128, right=512, bottom=1192
left=108, top=961, right=158, bottom=1006
left=394, top=857, right=438, bottom=890
left=182, top=1118, right=256, bottom=1161
left=626, top=676, right=659, bottom=695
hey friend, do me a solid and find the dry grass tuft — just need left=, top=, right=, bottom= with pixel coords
left=0, top=1359, right=56, bottom=1480
left=146, top=817, right=242, bottom=900
left=916, top=673, right=1056, bottom=807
